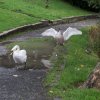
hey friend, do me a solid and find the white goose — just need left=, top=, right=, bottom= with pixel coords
left=41, top=27, right=82, bottom=45
left=10, top=45, right=27, bottom=68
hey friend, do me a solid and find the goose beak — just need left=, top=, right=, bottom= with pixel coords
left=10, top=51, right=13, bottom=55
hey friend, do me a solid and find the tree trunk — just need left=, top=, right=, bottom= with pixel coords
left=81, top=62, right=100, bottom=89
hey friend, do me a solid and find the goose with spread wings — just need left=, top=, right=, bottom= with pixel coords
left=41, top=27, right=82, bottom=45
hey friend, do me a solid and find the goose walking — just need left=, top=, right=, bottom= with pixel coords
left=41, top=27, right=82, bottom=45
left=10, top=45, right=27, bottom=68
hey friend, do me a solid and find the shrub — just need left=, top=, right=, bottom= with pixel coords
left=89, top=25, right=100, bottom=58
left=64, top=0, right=100, bottom=12
left=84, top=0, right=100, bottom=9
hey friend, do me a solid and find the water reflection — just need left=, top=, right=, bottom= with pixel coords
left=0, top=44, right=55, bottom=69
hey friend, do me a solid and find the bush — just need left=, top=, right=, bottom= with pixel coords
left=64, top=0, right=100, bottom=12
left=84, top=0, right=100, bottom=10
left=89, top=25, right=100, bottom=58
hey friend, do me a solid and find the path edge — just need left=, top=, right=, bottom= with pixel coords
left=0, top=14, right=100, bottom=38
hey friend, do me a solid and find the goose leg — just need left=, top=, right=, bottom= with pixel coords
left=16, top=63, right=20, bottom=69
left=25, top=62, right=26, bottom=68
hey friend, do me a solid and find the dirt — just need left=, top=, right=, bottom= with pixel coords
left=81, top=62, right=100, bottom=89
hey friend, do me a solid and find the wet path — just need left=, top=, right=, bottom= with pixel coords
left=0, top=18, right=99, bottom=100
left=0, top=68, right=49, bottom=100
left=4, top=18, right=100, bottom=42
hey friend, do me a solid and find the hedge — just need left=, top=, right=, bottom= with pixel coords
left=64, top=0, right=100, bottom=12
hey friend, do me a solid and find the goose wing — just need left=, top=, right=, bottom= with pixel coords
left=20, top=50, right=27, bottom=56
left=19, top=50, right=27, bottom=62
left=41, top=28, right=58, bottom=38
left=63, top=27, right=82, bottom=41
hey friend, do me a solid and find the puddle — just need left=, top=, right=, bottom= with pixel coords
left=0, top=37, right=56, bottom=69
left=54, top=97, right=62, bottom=100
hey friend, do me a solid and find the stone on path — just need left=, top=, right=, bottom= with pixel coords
left=0, top=46, right=7, bottom=56
left=41, top=59, right=52, bottom=69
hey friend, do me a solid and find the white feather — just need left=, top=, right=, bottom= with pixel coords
left=55, top=31, right=62, bottom=39
left=41, top=28, right=58, bottom=38
left=63, top=27, right=82, bottom=40
left=11, top=45, right=27, bottom=64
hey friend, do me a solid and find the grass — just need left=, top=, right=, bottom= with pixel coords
left=44, top=28, right=100, bottom=100
left=0, top=0, right=92, bottom=32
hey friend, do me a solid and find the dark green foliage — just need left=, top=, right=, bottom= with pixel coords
left=64, top=0, right=100, bottom=12
left=84, top=0, right=100, bottom=8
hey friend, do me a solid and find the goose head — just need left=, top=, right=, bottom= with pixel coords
left=10, top=45, right=20, bottom=55
left=11, top=45, right=20, bottom=51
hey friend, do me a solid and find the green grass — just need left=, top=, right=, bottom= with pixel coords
left=0, top=0, right=92, bottom=32
left=44, top=28, right=100, bottom=100
left=6, top=37, right=55, bottom=52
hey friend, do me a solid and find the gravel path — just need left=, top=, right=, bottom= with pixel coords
left=0, top=18, right=99, bottom=100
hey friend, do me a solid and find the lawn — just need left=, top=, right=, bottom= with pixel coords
left=0, top=0, right=92, bottom=32
left=44, top=28, right=100, bottom=100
